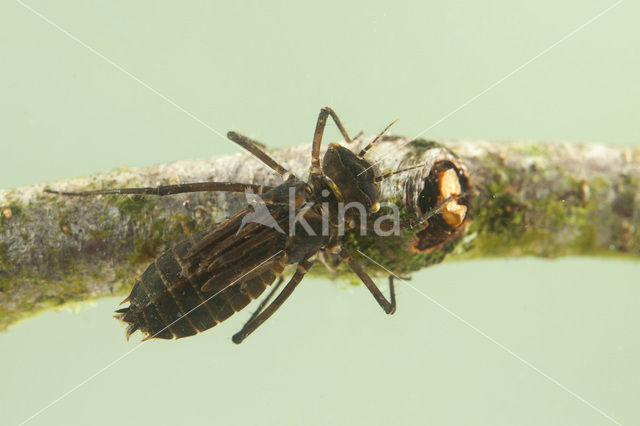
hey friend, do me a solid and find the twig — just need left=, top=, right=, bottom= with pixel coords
left=1, top=137, right=638, bottom=331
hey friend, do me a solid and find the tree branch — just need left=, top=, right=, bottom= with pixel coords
left=1, top=137, right=638, bottom=331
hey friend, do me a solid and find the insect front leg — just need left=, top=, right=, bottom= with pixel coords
left=349, top=130, right=365, bottom=143
left=339, top=248, right=396, bottom=314
left=232, top=259, right=314, bottom=344
left=311, top=107, right=353, bottom=169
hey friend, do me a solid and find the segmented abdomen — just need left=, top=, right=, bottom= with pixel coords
left=116, top=232, right=285, bottom=340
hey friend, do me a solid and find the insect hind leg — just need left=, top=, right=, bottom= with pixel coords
left=232, top=259, right=314, bottom=344
left=241, top=275, right=285, bottom=327
left=44, top=182, right=272, bottom=197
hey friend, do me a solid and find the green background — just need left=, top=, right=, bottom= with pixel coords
left=1, top=1, right=638, bottom=425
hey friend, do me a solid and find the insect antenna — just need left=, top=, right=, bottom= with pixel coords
left=356, top=119, right=398, bottom=159
left=374, top=163, right=425, bottom=183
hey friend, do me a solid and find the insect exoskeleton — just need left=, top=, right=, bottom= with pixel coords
left=46, top=107, right=470, bottom=343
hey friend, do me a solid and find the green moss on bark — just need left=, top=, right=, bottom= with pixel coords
left=1, top=139, right=639, bottom=332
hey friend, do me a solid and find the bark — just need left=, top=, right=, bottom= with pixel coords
left=1, top=137, right=639, bottom=331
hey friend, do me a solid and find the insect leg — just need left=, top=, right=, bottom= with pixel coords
left=388, top=276, right=397, bottom=311
left=338, top=248, right=396, bottom=314
left=242, top=275, right=285, bottom=326
left=44, top=182, right=273, bottom=197
left=232, top=259, right=314, bottom=344
left=311, top=107, right=352, bottom=169
left=339, top=130, right=365, bottom=145
left=226, top=131, right=295, bottom=180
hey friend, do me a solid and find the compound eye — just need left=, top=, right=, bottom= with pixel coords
left=305, top=184, right=313, bottom=195
left=370, top=202, right=380, bottom=213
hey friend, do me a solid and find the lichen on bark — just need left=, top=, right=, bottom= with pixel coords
left=1, top=137, right=638, bottom=331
